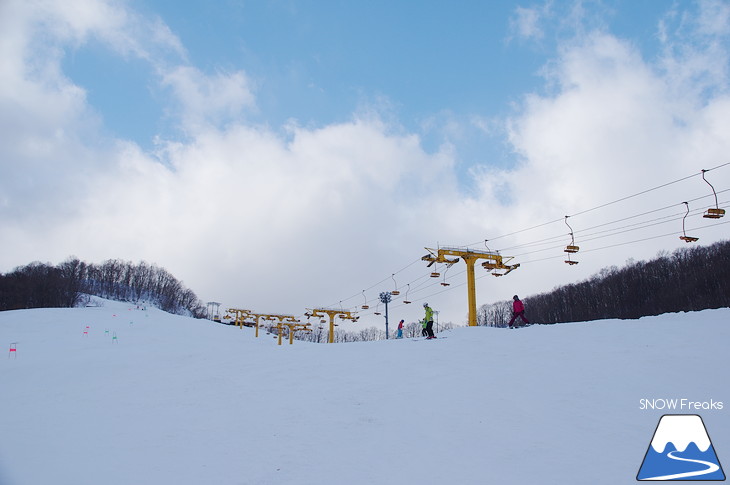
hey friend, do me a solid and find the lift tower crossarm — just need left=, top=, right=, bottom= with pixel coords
left=226, top=308, right=253, bottom=328
left=247, top=313, right=299, bottom=341
left=281, top=321, right=313, bottom=345
left=306, top=308, right=358, bottom=344
left=422, top=247, right=520, bottom=327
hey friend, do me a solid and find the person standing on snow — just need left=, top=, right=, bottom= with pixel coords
left=508, top=295, right=530, bottom=328
left=423, top=302, right=436, bottom=339
left=396, top=319, right=404, bottom=339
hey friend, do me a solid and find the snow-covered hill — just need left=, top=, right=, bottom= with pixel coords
left=1, top=299, right=728, bottom=485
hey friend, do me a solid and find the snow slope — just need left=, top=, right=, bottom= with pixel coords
left=1, top=299, right=728, bottom=485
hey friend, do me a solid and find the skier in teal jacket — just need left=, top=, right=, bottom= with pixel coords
left=423, top=303, right=436, bottom=339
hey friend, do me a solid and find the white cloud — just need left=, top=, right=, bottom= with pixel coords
left=1, top=0, right=729, bottom=329
left=511, top=5, right=547, bottom=41
left=487, top=16, right=730, bottom=301
left=161, top=66, right=257, bottom=133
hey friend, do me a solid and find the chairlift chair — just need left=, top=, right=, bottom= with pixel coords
left=704, top=208, right=725, bottom=219
left=680, top=235, right=700, bottom=243
left=679, top=201, right=699, bottom=243
left=403, top=284, right=412, bottom=304
left=701, top=169, right=725, bottom=219
left=390, top=274, right=400, bottom=295
left=564, top=216, right=580, bottom=254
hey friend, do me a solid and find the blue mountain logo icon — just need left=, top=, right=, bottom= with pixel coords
left=637, top=414, right=725, bottom=481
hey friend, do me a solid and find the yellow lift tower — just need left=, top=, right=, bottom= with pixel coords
left=305, top=308, right=359, bottom=343
left=227, top=309, right=300, bottom=340
left=422, top=247, right=520, bottom=327
left=280, top=321, right=313, bottom=345
left=249, top=313, right=300, bottom=340
left=226, top=308, right=253, bottom=328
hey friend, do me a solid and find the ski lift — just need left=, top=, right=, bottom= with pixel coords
left=565, top=253, right=579, bottom=265
left=403, top=284, right=412, bottom=304
left=390, top=274, right=400, bottom=295
left=564, top=216, right=580, bottom=254
left=361, top=290, right=369, bottom=310
left=440, top=267, right=450, bottom=286
left=679, top=202, right=699, bottom=243
left=374, top=302, right=381, bottom=316
left=430, top=272, right=440, bottom=278
left=701, top=169, right=725, bottom=219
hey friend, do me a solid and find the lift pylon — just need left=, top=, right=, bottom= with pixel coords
left=422, top=246, right=519, bottom=327
left=226, top=308, right=253, bottom=328
left=305, top=308, right=358, bottom=343
left=280, top=321, right=313, bottom=345
left=247, top=312, right=299, bottom=340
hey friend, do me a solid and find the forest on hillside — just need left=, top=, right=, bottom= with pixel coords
left=3, top=240, right=729, bottom=334
left=0, top=258, right=206, bottom=318
left=478, top=239, right=730, bottom=326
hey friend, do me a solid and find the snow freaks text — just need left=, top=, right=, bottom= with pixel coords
left=639, top=399, right=724, bottom=411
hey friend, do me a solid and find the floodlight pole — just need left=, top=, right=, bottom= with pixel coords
left=379, top=291, right=392, bottom=339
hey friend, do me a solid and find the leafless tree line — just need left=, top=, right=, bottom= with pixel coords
left=0, top=257, right=206, bottom=317
left=478, top=239, right=730, bottom=326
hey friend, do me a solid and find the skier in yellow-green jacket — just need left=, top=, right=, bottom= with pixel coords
left=423, top=302, right=436, bottom=339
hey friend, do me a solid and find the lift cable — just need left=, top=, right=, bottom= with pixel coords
left=463, top=162, right=729, bottom=248
left=325, top=165, right=729, bottom=317
left=496, top=191, right=729, bottom=252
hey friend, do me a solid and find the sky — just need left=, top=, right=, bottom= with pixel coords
left=1, top=0, right=729, bottom=328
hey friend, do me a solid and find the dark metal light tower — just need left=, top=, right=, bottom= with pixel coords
left=379, top=291, right=392, bottom=339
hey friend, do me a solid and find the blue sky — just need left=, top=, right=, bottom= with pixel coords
left=62, top=1, right=671, bottom=167
left=2, top=0, right=729, bottom=326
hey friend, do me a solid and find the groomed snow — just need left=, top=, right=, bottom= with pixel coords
left=1, top=299, right=728, bottom=485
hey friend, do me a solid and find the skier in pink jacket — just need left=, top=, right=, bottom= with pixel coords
left=508, top=295, right=530, bottom=328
